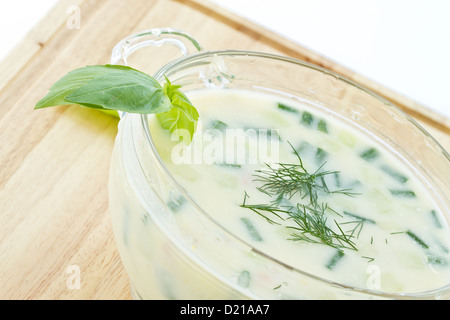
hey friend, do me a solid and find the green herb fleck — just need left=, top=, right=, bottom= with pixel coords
left=343, top=211, right=376, bottom=224
left=273, top=284, right=282, bottom=290
left=333, top=172, right=341, bottom=187
left=326, top=250, right=345, bottom=270
left=362, top=256, right=375, bottom=263
left=215, top=162, right=242, bottom=169
left=278, top=103, right=299, bottom=113
left=406, top=230, right=429, bottom=249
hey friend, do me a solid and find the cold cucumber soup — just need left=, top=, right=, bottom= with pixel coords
left=113, top=88, right=450, bottom=299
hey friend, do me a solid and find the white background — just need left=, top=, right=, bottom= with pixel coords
left=1, top=0, right=449, bottom=119
left=0, top=0, right=58, bottom=59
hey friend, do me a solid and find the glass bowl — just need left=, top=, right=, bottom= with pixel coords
left=108, top=28, right=450, bottom=300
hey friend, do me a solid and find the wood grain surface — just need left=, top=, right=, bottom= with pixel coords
left=0, top=0, right=448, bottom=300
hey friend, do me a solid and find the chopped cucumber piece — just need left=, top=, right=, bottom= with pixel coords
left=317, top=119, right=328, bottom=133
left=390, top=190, right=416, bottom=199
left=430, top=210, right=442, bottom=229
left=301, top=111, right=314, bottom=126
left=241, top=217, right=263, bottom=241
left=167, top=193, right=186, bottom=213
left=360, top=148, right=379, bottom=161
left=380, top=165, right=409, bottom=184
left=427, top=255, right=448, bottom=267
left=237, top=270, right=251, bottom=288
left=210, top=119, right=228, bottom=131
left=315, top=147, right=328, bottom=163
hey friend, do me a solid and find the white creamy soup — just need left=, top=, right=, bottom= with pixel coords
left=110, top=88, right=450, bottom=299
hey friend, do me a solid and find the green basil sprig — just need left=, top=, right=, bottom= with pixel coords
left=35, top=64, right=199, bottom=143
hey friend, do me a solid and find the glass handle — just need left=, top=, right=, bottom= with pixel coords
left=111, top=27, right=203, bottom=66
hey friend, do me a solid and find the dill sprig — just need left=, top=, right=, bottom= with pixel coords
left=241, top=193, right=359, bottom=250
left=241, top=142, right=362, bottom=251
left=287, top=203, right=358, bottom=250
left=253, top=143, right=358, bottom=205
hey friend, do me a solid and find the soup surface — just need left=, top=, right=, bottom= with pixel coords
left=148, top=88, right=450, bottom=296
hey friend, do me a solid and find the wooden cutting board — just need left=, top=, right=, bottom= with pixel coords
left=0, top=0, right=448, bottom=300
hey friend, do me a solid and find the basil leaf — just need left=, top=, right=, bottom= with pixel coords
left=65, top=67, right=172, bottom=114
left=35, top=65, right=119, bottom=109
left=156, top=77, right=199, bottom=143
left=35, top=65, right=199, bottom=143
left=36, top=64, right=172, bottom=114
